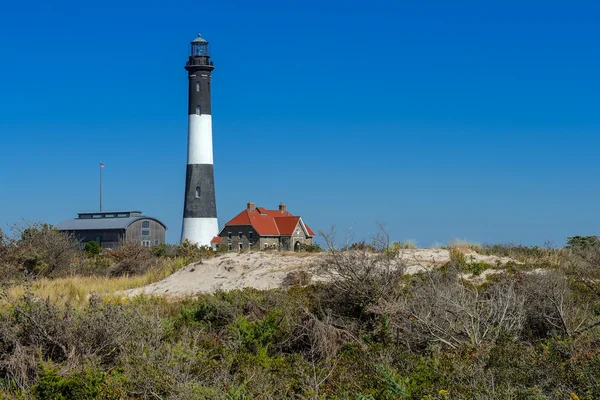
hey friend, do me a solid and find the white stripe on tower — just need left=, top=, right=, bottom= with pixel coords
left=187, top=114, right=213, bottom=165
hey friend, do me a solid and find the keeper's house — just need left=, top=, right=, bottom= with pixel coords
left=211, top=203, right=315, bottom=251
left=56, top=211, right=167, bottom=249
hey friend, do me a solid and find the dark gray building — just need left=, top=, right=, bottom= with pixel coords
left=56, top=211, right=167, bottom=249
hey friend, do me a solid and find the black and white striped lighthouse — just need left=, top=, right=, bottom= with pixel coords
left=181, top=34, right=218, bottom=245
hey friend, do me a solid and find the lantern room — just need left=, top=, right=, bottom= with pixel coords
left=191, top=34, right=209, bottom=57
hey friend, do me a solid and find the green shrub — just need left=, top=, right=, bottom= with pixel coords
left=176, top=239, right=212, bottom=262
left=566, top=236, right=600, bottom=249
left=84, top=241, right=101, bottom=256
left=298, top=243, right=322, bottom=253
left=33, top=364, right=104, bottom=400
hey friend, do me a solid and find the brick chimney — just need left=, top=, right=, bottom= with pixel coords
left=247, top=202, right=256, bottom=211
left=279, top=203, right=287, bottom=213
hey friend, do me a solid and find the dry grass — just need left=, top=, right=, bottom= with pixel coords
left=3, top=257, right=189, bottom=308
left=448, top=238, right=481, bottom=251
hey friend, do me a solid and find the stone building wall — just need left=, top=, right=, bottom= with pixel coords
left=219, top=225, right=259, bottom=251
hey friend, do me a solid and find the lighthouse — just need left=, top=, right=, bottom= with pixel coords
left=181, top=34, right=218, bottom=245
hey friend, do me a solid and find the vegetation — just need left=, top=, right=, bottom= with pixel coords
left=1, top=222, right=600, bottom=398
left=84, top=241, right=102, bottom=256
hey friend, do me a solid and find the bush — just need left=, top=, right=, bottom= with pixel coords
left=6, top=221, right=81, bottom=277
left=318, top=228, right=405, bottom=317
left=566, top=236, right=600, bottom=250
left=103, top=242, right=157, bottom=276
left=298, top=243, right=322, bottom=253
left=176, top=240, right=212, bottom=262
left=84, top=241, right=101, bottom=256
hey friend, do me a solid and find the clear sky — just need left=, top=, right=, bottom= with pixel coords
left=1, top=0, right=599, bottom=246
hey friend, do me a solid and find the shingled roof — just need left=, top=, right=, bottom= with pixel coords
left=217, top=203, right=315, bottom=238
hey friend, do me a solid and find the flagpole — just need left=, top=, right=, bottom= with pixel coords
left=100, top=162, right=103, bottom=212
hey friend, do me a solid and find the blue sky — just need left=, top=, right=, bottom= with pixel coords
left=1, top=0, right=599, bottom=246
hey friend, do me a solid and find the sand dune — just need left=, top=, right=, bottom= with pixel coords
left=124, top=249, right=515, bottom=299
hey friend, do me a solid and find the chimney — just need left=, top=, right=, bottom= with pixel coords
left=279, top=203, right=287, bottom=213
left=247, top=202, right=255, bottom=211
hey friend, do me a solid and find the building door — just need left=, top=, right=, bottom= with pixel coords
left=294, top=241, right=301, bottom=251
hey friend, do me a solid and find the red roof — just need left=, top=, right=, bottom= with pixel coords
left=274, top=216, right=301, bottom=235
left=221, top=206, right=315, bottom=237
left=210, top=236, right=222, bottom=244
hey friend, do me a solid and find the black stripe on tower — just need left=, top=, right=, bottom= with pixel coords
left=188, top=72, right=212, bottom=115
left=183, top=164, right=217, bottom=218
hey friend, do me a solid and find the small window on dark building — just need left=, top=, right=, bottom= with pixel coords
left=142, top=230, right=150, bottom=236
left=228, top=244, right=232, bottom=251
left=228, top=232, right=232, bottom=239
left=195, top=186, right=201, bottom=198
left=239, top=232, right=243, bottom=239
left=249, top=231, right=253, bottom=240
left=196, top=81, right=200, bottom=92
left=142, top=221, right=150, bottom=229
left=239, top=243, right=243, bottom=250
left=196, top=105, right=201, bottom=115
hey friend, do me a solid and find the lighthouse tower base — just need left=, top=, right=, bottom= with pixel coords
left=181, top=218, right=218, bottom=246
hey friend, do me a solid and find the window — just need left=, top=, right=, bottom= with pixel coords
left=228, top=244, right=232, bottom=251
left=238, top=232, right=243, bottom=239
left=142, top=221, right=150, bottom=229
left=195, top=186, right=201, bottom=198
left=228, top=232, right=232, bottom=240
left=154, top=240, right=159, bottom=245
left=141, top=240, right=151, bottom=247
left=264, top=243, right=268, bottom=249
left=196, top=105, right=201, bottom=115
left=142, top=230, right=150, bottom=236
left=239, top=243, right=243, bottom=250
left=196, top=81, right=201, bottom=92
left=249, top=231, right=253, bottom=240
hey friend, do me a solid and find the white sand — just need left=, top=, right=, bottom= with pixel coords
left=124, top=249, right=515, bottom=299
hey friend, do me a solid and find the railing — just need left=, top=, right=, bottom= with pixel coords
left=186, top=58, right=214, bottom=67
